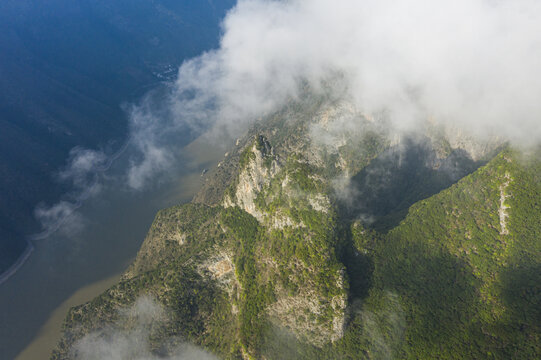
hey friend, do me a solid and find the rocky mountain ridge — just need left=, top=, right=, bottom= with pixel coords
left=52, top=96, right=540, bottom=359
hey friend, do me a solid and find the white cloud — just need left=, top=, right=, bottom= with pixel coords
left=125, top=98, right=177, bottom=190
left=34, top=0, right=541, bottom=236
left=32, top=147, right=109, bottom=239
left=33, top=201, right=85, bottom=239
left=125, top=0, right=541, bottom=185
left=59, top=147, right=109, bottom=198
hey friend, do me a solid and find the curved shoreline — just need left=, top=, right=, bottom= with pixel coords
left=0, top=133, right=223, bottom=359
left=1, top=136, right=133, bottom=284
left=0, top=241, right=34, bottom=286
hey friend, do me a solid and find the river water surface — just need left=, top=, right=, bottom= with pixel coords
left=0, top=136, right=225, bottom=359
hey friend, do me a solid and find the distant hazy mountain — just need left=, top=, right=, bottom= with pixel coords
left=0, top=0, right=235, bottom=273
left=52, top=95, right=540, bottom=359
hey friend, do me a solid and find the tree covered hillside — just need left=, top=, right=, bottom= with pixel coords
left=52, top=97, right=540, bottom=359
left=344, top=148, right=541, bottom=359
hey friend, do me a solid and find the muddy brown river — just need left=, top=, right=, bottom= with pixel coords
left=0, top=137, right=225, bottom=359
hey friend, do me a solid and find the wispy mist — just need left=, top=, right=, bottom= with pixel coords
left=32, top=147, right=109, bottom=239
left=72, top=296, right=218, bottom=360
left=34, top=0, right=541, bottom=237
left=124, top=0, right=541, bottom=189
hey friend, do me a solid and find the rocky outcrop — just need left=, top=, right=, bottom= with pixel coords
left=221, top=134, right=347, bottom=347
left=499, top=171, right=512, bottom=235
left=267, top=288, right=347, bottom=346
left=223, top=135, right=281, bottom=222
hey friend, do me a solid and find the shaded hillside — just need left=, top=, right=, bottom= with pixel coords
left=342, top=148, right=541, bottom=359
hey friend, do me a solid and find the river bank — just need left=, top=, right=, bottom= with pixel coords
left=0, top=135, right=227, bottom=359
left=15, top=273, right=122, bottom=360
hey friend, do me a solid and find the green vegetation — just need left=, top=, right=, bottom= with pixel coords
left=342, top=149, right=541, bottom=359
left=52, top=260, right=241, bottom=359
left=52, top=93, right=540, bottom=360
left=250, top=148, right=541, bottom=360
left=127, top=203, right=221, bottom=276
left=221, top=207, right=274, bottom=355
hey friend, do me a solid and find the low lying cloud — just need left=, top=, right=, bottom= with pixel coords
left=34, top=0, right=541, bottom=237
left=58, top=148, right=109, bottom=192
left=33, top=201, right=86, bottom=239
left=32, top=147, right=110, bottom=239
left=173, top=0, right=541, bottom=138
left=124, top=0, right=541, bottom=189
left=72, top=296, right=218, bottom=360
left=126, top=98, right=176, bottom=190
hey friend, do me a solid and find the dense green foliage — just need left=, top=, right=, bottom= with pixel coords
left=52, top=261, right=240, bottom=359
left=53, top=97, right=540, bottom=360
left=128, top=203, right=221, bottom=276
left=220, top=207, right=274, bottom=356
left=343, top=149, right=541, bottom=359
left=249, top=148, right=541, bottom=360
left=52, top=203, right=243, bottom=360
left=253, top=152, right=346, bottom=299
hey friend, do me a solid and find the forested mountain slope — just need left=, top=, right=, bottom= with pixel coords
left=53, top=97, right=540, bottom=359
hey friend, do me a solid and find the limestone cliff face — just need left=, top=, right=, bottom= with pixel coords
left=266, top=268, right=347, bottom=345
left=210, top=100, right=504, bottom=347
left=223, top=135, right=281, bottom=223
left=441, top=125, right=503, bottom=162
left=222, top=134, right=348, bottom=346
